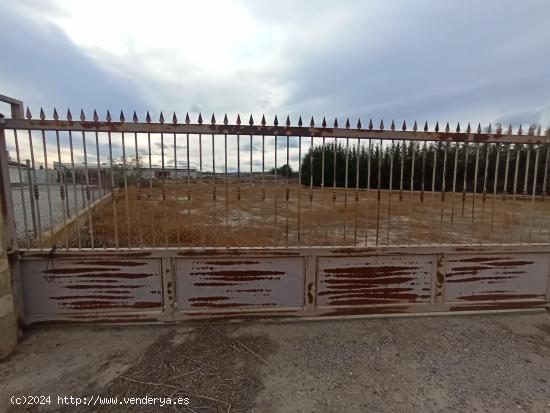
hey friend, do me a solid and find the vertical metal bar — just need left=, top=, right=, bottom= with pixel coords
left=212, top=133, right=216, bottom=202
left=82, top=131, right=94, bottom=249
left=249, top=133, right=253, bottom=187
left=237, top=133, right=241, bottom=202
left=539, top=145, right=549, bottom=243
left=471, top=143, right=480, bottom=224
left=375, top=139, right=382, bottom=246
left=449, top=142, right=459, bottom=243
left=353, top=138, right=360, bottom=246
left=490, top=144, right=501, bottom=242
left=274, top=134, right=278, bottom=235
left=40, top=130, right=54, bottom=241
left=199, top=133, right=202, bottom=184
left=173, top=132, right=179, bottom=246
left=135, top=132, right=143, bottom=248
left=430, top=146, right=437, bottom=245
left=439, top=143, right=448, bottom=243
left=107, top=131, right=118, bottom=249
left=509, top=145, right=521, bottom=243
left=68, top=130, right=80, bottom=249
left=224, top=133, right=228, bottom=229
left=420, top=142, right=427, bottom=245
left=500, top=145, right=511, bottom=244
left=365, top=139, right=372, bottom=246
left=27, top=130, right=43, bottom=246
left=148, top=132, right=155, bottom=247
left=261, top=134, right=265, bottom=201
left=519, top=146, right=531, bottom=243
left=161, top=131, right=168, bottom=247
left=461, top=143, right=469, bottom=219
left=333, top=137, right=337, bottom=208
left=528, top=145, right=540, bottom=243
left=309, top=135, right=313, bottom=217
left=480, top=143, right=490, bottom=229
left=386, top=139, right=394, bottom=246
left=95, top=131, right=106, bottom=247
left=321, top=135, right=326, bottom=243
left=25, top=159, right=37, bottom=238
left=285, top=134, right=290, bottom=246
left=344, top=137, right=350, bottom=244
left=408, top=142, right=416, bottom=245
left=121, top=131, right=131, bottom=248
left=297, top=135, right=302, bottom=245
left=13, top=131, right=30, bottom=248
left=398, top=140, right=405, bottom=245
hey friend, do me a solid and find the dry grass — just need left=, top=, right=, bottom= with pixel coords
left=71, top=180, right=550, bottom=248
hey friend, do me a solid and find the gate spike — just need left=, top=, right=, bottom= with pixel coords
left=456, top=122, right=460, bottom=133
left=67, top=109, right=73, bottom=121
left=445, top=122, right=449, bottom=133
left=26, top=107, right=32, bottom=119
left=435, top=122, right=439, bottom=132
left=223, top=113, right=228, bottom=125
left=159, top=111, right=164, bottom=123
left=424, top=121, right=428, bottom=132
left=527, top=125, right=533, bottom=135
left=236, top=114, right=241, bottom=125
left=211, top=113, right=216, bottom=125
left=466, top=123, right=471, bottom=133
left=286, top=115, right=290, bottom=127
left=496, top=124, right=502, bottom=135
left=310, top=116, right=315, bottom=127
left=172, top=112, right=178, bottom=124
left=53, top=108, right=59, bottom=121
left=368, top=118, right=373, bottom=130
left=402, top=120, right=407, bottom=131
left=274, top=115, right=278, bottom=126
left=507, top=124, right=512, bottom=135
left=133, top=110, right=138, bottom=123
left=357, top=118, right=362, bottom=129
left=106, top=110, right=112, bottom=122
left=390, top=120, right=395, bottom=131
left=249, top=114, right=254, bottom=126
left=40, top=107, right=45, bottom=120
left=334, top=117, right=338, bottom=128
left=92, top=110, right=98, bottom=122
left=413, top=121, right=417, bottom=132
left=261, top=114, right=266, bottom=126
left=119, top=110, right=125, bottom=123
left=185, top=112, right=190, bottom=124
left=379, top=119, right=384, bottom=130
left=146, top=111, right=151, bottom=123
left=476, top=123, right=481, bottom=134
left=487, top=123, right=492, bottom=134
left=80, top=109, right=86, bottom=121
left=345, top=118, right=350, bottom=129
left=298, top=116, right=303, bottom=127
left=198, top=113, right=203, bottom=124
left=518, top=124, right=523, bottom=135
left=322, top=117, right=327, bottom=128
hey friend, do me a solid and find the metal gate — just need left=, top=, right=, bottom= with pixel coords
left=1, top=95, right=549, bottom=325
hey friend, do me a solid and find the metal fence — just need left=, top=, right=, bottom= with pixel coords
left=1, top=108, right=549, bottom=250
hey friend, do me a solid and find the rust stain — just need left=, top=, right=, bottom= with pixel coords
left=307, top=282, right=314, bottom=304
left=457, top=293, right=542, bottom=301
left=65, top=284, right=145, bottom=289
left=209, top=260, right=261, bottom=265
left=189, top=296, right=230, bottom=302
left=450, top=301, right=548, bottom=312
left=446, top=276, right=518, bottom=283
left=73, top=261, right=148, bottom=267
left=43, top=267, right=121, bottom=274
left=194, top=282, right=240, bottom=287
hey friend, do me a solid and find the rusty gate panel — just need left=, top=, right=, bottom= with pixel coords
left=444, top=253, right=549, bottom=302
left=175, top=257, right=305, bottom=311
left=317, top=255, right=434, bottom=307
left=20, top=258, right=163, bottom=316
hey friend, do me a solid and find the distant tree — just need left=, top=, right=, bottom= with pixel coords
left=270, top=164, right=294, bottom=177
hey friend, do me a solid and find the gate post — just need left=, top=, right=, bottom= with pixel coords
left=0, top=116, right=19, bottom=358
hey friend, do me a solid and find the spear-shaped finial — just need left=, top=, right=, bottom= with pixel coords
left=211, top=113, right=216, bottom=125
left=286, top=115, right=290, bottom=127
left=507, top=124, right=512, bottom=135
left=424, top=121, right=428, bottom=132
left=298, top=116, right=303, bottom=127
left=133, top=110, right=138, bottom=123
left=236, top=114, right=241, bottom=125
left=185, top=112, right=190, bottom=124
left=334, top=117, right=338, bottom=128
left=496, top=124, right=502, bottom=134
left=197, top=113, right=203, bottom=125
left=159, top=111, right=164, bottom=124
left=80, top=109, right=87, bottom=121
left=40, top=107, right=45, bottom=120
left=357, top=118, right=362, bottom=129
left=368, top=118, right=373, bottom=130
left=223, top=114, right=228, bottom=125
left=487, top=123, right=492, bottom=134
left=435, top=122, right=439, bottom=132
left=274, top=115, right=278, bottom=126
left=322, top=117, right=327, bottom=128
left=106, top=110, right=112, bottom=122
left=53, top=108, right=59, bottom=121
left=466, top=123, right=471, bottom=133
left=402, top=120, right=407, bottom=131
left=26, top=107, right=32, bottom=119
left=456, top=122, right=460, bottom=133
left=390, top=120, right=395, bottom=131
left=445, top=122, right=449, bottom=133
left=310, top=116, right=315, bottom=127
left=527, top=125, right=533, bottom=135
left=345, top=118, right=350, bottom=129
left=477, top=123, right=481, bottom=134
left=518, top=125, right=523, bottom=135
left=413, top=121, right=417, bottom=132
left=67, top=108, right=73, bottom=121
left=380, top=119, right=384, bottom=130
left=172, top=112, right=177, bottom=124
left=119, top=110, right=125, bottom=123
left=146, top=111, right=151, bottom=123
left=249, top=114, right=254, bottom=126
left=261, top=114, right=266, bottom=126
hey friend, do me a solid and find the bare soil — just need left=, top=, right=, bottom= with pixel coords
left=2, top=312, right=550, bottom=412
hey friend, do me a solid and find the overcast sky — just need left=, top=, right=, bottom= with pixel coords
left=1, top=0, right=549, bottom=129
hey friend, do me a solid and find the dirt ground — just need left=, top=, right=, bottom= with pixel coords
left=2, top=312, right=550, bottom=412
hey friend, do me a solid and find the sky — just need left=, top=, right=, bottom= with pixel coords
left=1, top=0, right=550, bottom=170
